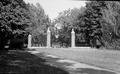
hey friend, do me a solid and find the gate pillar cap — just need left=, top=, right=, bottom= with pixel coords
left=29, top=34, right=31, bottom=36
left=71, top=29, right=75, bottom=33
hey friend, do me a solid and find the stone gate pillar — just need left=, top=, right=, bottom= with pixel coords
left=71, top=29, right=75, bottom=48
left=28, top=34, right=32, bottom=48
left=47, top=28, right=51, bottom=48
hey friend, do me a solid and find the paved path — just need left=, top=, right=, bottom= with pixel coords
left=29, top=48, right=120, bottom=74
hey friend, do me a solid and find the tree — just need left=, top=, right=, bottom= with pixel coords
left=80, top=1, right=120, bottom=49
left=27, top=3, right=50, bottom=46
left=100, top=1, right=120, bottom=49
left=53, top=7, right=86, bottom=47
left=0, top=0, right=30, bottom=49
left=78, top=1, right=105, bottom=48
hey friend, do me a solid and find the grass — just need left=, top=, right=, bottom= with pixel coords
left=36, top=53, right=116, bottom=74
left=35, top=48, right=120, bottom=73
left=0, top=48, right=118, bottom=74
left=0, top=49, right=69, bottom=74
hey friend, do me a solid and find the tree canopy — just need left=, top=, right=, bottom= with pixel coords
left=53, top=1, right=120, bottom=49
left=1, top=0, right=120, bottom=49
left=0, top=0, right=30, bottom=49
left=52, top=7, right=86, bottom=47
left=0, top=0, right=51, bottom=49
left=27, top=3, right=50, bottom=46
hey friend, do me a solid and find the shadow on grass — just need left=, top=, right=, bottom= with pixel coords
left=0, top=50, right=69, bottom=74
left=76, top=68, right=117, bottom=74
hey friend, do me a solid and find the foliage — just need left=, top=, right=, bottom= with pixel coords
left=54, top=1, right=120, bottom=49
left=81, top=1, right=120, bottom=49
left=27, top=3, right=50, bottom=46
left=101, top=1, right=120, bottom=49
left=0, top=0, right=30, bottom=49
left=78, top=1, right=105, bottom=47
left=53, top=8, right=86, bottom=46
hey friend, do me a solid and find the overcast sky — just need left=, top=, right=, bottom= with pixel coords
left=24, top=0, right=86, bottom=20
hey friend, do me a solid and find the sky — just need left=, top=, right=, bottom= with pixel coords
left=24, top=0, right=86, bottom=20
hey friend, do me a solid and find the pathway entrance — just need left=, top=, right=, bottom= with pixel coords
left=27, top=28, right=92, bottom=48
left=27, top=28, right=76, bottom=48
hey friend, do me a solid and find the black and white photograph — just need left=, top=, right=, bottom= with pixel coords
left=0, top=0, right=120, bottom=74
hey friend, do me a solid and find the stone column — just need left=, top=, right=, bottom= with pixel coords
left=28, top=34, right=32, bottom=48
left=71, top=29, right=75, bottom=48
left=47, top=28, right=51, bottom=48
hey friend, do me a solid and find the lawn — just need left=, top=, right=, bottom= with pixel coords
left=35, top=48, right=120, bottom=73
left=0, top=50, right=69, bottom=74
left=0, top=48, right=119, bottom=74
